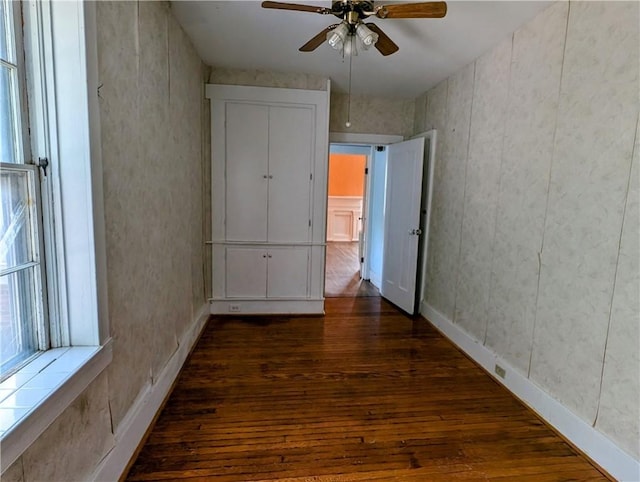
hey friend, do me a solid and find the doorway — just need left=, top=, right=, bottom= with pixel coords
left=324, top=143, right=380, bottom=298
left=323, top=131, right=436, bottom=313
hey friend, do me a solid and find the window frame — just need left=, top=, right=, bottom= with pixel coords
left=0, top=0, right=50, bottom=378
left=0, top=0, right=111, bottom=472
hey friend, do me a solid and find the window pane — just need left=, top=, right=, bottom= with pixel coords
left=0, top=65, right=18, bottom=164
left=1, top=169, right=33, bottom=268
left=0, top=0, right=9, bottom=62
left=0, top=267, right=38, bottom=376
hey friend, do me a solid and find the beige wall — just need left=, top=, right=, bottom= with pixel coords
left=209, top=66, right=328, bottom=91
left=4, top=2, right=207, bottom=480
left=418, top=1, right=639, bottom=459
left=330, top=93, right=414, bottom=137
left=209, top=67, right=414, bottom=138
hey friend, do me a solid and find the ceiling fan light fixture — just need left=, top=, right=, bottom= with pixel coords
left=355, top=23, right=378, bottom=49
left=327, top=21, right=349, bottom=50
left=343, top=34, right=357, bottom=57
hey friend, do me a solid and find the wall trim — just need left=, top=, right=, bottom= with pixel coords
left=421, top=301, right=640, bottom=482
left=209, top=299, right=324, bottom=315
left=329, top=132, right=403, bottom=144
left=90, top=303, right=210, bottom=482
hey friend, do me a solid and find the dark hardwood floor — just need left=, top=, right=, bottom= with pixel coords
left=325, top=242, right=379, bottom=298
left=126, top=297, right=608, bottom=481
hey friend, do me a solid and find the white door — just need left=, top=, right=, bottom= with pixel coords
left=381, top=137, right=425, bottom=314
left=267, top=246, right=309, bottom=298
left=225, top=103, right=269, bottom=242
left=226, top=247, right=267, bottom=298
left=268, top=106, right=313, bottom=243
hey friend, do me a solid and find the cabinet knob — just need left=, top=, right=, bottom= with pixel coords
left=262, top=254, right=267, bottom=258
left=268, top=254, right=272, bottom=258
left=263, top=175, right=268, bottom=179
left=269, top=175, right=273, bottom=179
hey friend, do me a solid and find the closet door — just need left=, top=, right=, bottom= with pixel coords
left=267, top=247, right=309, bottom=298
left=226, top=103, right=269, bottom=242
left=267, top=106, right=313, bottom=243
left=226, top=247, right=267, bottom=298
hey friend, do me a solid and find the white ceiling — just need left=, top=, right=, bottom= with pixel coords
left=171, top=0, right=552, bottom=98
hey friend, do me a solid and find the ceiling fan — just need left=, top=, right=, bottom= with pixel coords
left=261, top=1, right=447, bottom=56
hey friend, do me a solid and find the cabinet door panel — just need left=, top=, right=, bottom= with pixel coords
left=226, top=247, right=267, bottom=298
left=267, top=247, right=309, bottom=298
left=226, top=103, right=269, bottom=241
left=268, top=106, right=313, bottom=243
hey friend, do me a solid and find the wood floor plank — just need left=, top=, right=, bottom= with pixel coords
left=126, top=297, right=609, bottom=481
left=324, top=242, right=379, bottom=297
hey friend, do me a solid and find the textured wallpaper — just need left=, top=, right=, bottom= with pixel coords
left=208, top=67, right=414, bottom=138
left=420, top=0, right=639, bottom=459
left=529, top=0, right=639, bottom=425
left=330, top=93, right=415, bottom=137
left=454, top=37, right=511, bottom=341
left=424, top=65, right=474, bottom=319
left=596, top=120, right=640, bottom=456
left=485, top=1, right=567, bottom=374
left=4, top=2, right=208, bottom=479
left=210, top=67, right=328, bottom=91
left=412, top=91, right=428, bottom=135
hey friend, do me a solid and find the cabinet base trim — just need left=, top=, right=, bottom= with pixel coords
left=210, top=300, right=324, bottom=315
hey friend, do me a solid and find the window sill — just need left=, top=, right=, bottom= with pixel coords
left=0, top=340, right=113, bottom=472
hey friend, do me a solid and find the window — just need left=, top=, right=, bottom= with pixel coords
left=0, top=1, right=111, bottom=469
left=0, top=0, right=48, bottom=378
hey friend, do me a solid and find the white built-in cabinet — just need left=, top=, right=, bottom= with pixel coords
left=207, top=84, right=330, bottom=314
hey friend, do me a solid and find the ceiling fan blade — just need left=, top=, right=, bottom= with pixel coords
left=375, top=1, right=447, bottom=19
left=261, top=1, right=332, bottom=14
left=366, top=23, right=399, bottom=56
left=299, top=25, right=338, bottom=52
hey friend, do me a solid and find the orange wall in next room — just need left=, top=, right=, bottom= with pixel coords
left=328, top=154, right=366, bottom=197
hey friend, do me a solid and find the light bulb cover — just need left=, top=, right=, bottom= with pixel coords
left=327, top=22, right=349, bottom=51
left=356, top=23, right=379, bottom=50
left=343, top=35, right=357, bottom=57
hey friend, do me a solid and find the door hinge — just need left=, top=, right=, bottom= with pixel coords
left=360, top=257, right=364, bottom=263
left=309, top=219, right=311, bottom=227
left=310, top=173, right=313, bottom=180
left=37, top=157, right=49, bottom=176
left=376, top=145, right=386, bottom=152
left=364, top=167, right=369, bottom=175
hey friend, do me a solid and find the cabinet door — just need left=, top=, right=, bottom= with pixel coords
left=268, top=106, right=313, bottom=243
left=267, top=247, right=309, bottom=298
left=226, top=103, right=269, bottom=241
left=226, top=247, right=267, bottom=298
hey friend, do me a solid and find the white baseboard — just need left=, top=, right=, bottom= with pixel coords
left=421, top=301, right=640, bottom=482
left=210, top=299, right=324, bottom=315
left=91, top=303, right=210, bottom=482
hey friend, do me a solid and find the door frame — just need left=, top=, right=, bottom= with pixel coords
left=328, top=133, right=403, bottom=284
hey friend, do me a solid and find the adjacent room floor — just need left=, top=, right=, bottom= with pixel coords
left=324, top=241, right=379, bottom=298
left=126, top=297, right=607, bottom=481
